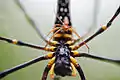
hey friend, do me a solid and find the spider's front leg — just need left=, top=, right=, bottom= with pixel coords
left=71, top=6, right=120, bottom=50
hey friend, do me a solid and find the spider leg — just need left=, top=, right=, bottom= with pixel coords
left=42, top=65, right=51, bottom=80
left=76, top=64, right=86, bottom=80
left=70, top=56, right=86, bottom=80
left=71, top=27, right=90, bottom=52
left=42, top=57, right=55, bottom=80
left=0, top=53, right=54, bottom=79
left=45, top=28, right=62, bottom=48
left=80, top=53, right=120, bottom=65
left=70, top=6, right=120, bottom=50
left=0, top=36, right=56, bottom=52
left=72, top=51, right=120, bottom=65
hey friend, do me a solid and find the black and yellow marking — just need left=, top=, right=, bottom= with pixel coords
left=47, top=41, right=58, bottom=46
left=47, top=57, right=56, bottom=67
left=71, top=51, right=79, bottom=56
left=102, top=26, right=107, bottom=30
left=71, top=63, right=77, bottom=76
left=66, top=39, right=81, bottom=46
left=45, top=52, right=54, bottom=59
left=45, top=47, right=56, bottom=52
left=53, top=33, right=73, bottom=41
left=66, top=41, right=75, bottom=45
left=49, top=63, right=55, bottom=79
left=70, top=56, right=79, bottom=67
left=0, top=36, right=56, bottom=52
left=46, top=57, right=56, bottom=79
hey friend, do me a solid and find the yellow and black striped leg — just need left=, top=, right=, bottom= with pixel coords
left=0, top=53, right=54, bottom=79
left=0, top=36, right=56, bottom=52
left=70, top=6, right=120, bottom=50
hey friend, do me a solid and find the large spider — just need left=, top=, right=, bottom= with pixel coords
left=0, top=0, right=120, bottom=80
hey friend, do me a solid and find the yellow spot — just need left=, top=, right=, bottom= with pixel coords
left=66, top=41, right=73, bottom=45
left=71, top=63, right=76, bottom=77
left=46, top=52, right=53, bottom=58
left=45, top=47, right=56, bottom=52
left=12, top=39, right=18, bottom=44
left=63, top=34, right=72, bottom=38
left=51, top=41, right=58, bottom=45
left=50, top=64, right=55, bottom=79
left=70, top=56, right=78, bottom=67
left=50, top=47, right=56, bottom=51
left=54, top=34, right=62, bottom=37
left=72, top=51, right=79, bottom=56
left=102, top=26, right=107, bottom=30
left=48, top=57, right=55, bottom=66
left=70, top=46, right=74, bottom=50
left=69, top=27, right=73, bottom=32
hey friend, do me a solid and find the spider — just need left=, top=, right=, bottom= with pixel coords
left=0, top=0, right=120, bottom=80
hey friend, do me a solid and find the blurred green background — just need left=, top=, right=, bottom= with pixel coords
left=0, top=0, right=120, bottom=80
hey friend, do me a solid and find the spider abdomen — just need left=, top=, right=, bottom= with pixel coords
left=54, top=57, right=72, bottom=77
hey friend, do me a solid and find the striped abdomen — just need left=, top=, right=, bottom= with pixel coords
left=53, top=0, right=73, bottom=42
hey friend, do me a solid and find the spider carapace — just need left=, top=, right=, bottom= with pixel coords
left=0, top=0, right=120, bottom=80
